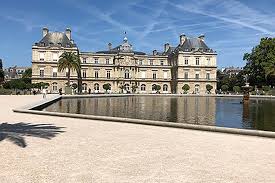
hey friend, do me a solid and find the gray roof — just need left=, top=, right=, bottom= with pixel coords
left=177, top=37, right=214, bottom=53
left=35, top=32, right=77, bottom=48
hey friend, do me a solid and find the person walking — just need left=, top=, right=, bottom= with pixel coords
left=42, top=87, right=47, bottom=99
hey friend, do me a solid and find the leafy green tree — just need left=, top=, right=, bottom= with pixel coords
left=206, top=84, right=213, bottom=93
left=58, top=52, right=81, bottom=88
left=103, top=83, right=111, bottom=93
left=152, top=84, right=161, bottom=93
left=243, top=37, right=275, bottom=87
left=233, top=86, right=241, bottom=93
left=22, top=68, right=32, bottom=78
left=182, top=84, right=190, bottom=93
left=221, top=84, right=229, bottom=92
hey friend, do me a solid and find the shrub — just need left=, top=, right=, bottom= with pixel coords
left=221, top=85, right=229, bottom=92
left=182, top=84, right=190, bottom=93
left=233, top=86, right=241, bottom=93
left=206, top=84, right=213, bottom=93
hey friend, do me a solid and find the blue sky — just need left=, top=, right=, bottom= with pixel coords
left=0, top=0, right=274, bottom=68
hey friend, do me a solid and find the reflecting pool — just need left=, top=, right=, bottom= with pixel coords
left=42, top=96, right=275, bottom=132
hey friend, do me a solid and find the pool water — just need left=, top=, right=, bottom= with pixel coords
left=42, top=96, right=275, bottom=132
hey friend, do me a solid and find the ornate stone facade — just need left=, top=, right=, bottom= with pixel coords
left=32, top=28, right=217, bottom=94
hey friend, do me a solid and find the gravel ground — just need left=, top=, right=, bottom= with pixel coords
left=0, top=95, right=275, bottom=183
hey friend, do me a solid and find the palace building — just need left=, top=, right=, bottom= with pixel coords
left=32, top=28, right=217, bottom=94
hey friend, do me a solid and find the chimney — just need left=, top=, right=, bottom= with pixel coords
left=164, top=43, right=170, bottom=52
left=65, top=28, right=71, bottom=40
left=108, top=43, right=112, bottom=50
left=42, top=27, right=49, bottom=37
left=198, top=34, right=205, bottom=41
left=180, top=33, right=186, bottom=45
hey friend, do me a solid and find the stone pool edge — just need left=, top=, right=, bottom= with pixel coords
left=12, top=94, right=275, bottom=139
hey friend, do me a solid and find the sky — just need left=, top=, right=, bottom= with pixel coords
left=0, top=0, right=275, bottom=68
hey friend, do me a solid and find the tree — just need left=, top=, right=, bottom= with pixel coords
left=131, top=84, right=138, bottom=93
left=233, top=86, right=241, bottom=93
left=0, top=69, right=4, bottom=83
left=22, top=68, right=32, bottom=78
left=221, top=84, right=229, bottom=92
left=206, top=84, right=213, bottom=93
left=58, top=52, right=81, bottom=88
left=152, top=84, right=161, bottom=93
left=243, top=37, right=275, bottom=87
left=182, top=84, right=190, bottom=94
left=103, top=83, right=111, bottom=93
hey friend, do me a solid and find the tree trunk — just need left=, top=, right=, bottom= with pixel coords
left=67, top=68, right=71, bottom=86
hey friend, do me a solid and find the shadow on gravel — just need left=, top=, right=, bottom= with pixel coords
left=0, top=122, right=65, bottom=148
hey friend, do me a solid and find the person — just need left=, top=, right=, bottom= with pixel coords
left=59, top=88, right=62, bottom=95
left=42, top=88, right=47, bottom=99
left=88, top=88, right=91, bottom=94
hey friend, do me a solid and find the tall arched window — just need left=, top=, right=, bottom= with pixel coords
left=52, top=82, right=57, bottom=91
left=141, top=84, right=146, bottom=91
left=94, top=83, right=99, bottom=91
left=152, top=84, right=156, bottom=91
left=195, top=84, right=200, bottom=94
left=163, top=84, right=168, bottom=91
left=125, top=69, right=130, bottom=79
left=82, top=83, right=87, bottom=91
left=124, top=84, right=130, bottom=91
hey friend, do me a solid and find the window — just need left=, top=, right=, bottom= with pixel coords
left=141, top=71, right=146, bottom=79
left=52, top=82, right=58, bottom=91
left=195, top=84, right=200, bottom=94
left=39, top=52, right=45, bottom=61
left=95, top=70, right=99, bottom=78
left=153, top=72, right=157, bottom=80
left=163, top=71, right=168, bottom=79
left=141, top=84, right=146, bottom=91
left=106, top=58, right=110, bottom=65
left=53, top=52, right=58, bottom=61
left=206, top=73, right=210, bottom=80
left=125, top=69, right=130, bottom=79
left=207, top=57, right=211, bottom=65
left=52, top=68, right=57, bottom=77
left=185, top=58, right=188, bottom=65
left=65, top=68, right=69, bottom=77
left=94, top=58, right=99, bottom=64
left=150, top=60, right=153, bottom=65
left=196, top=57, right=200, bottom=65
left=195, top=73, right=199, bottom=79
left=163, top=84, right=168, bottom=91
left=124, top=84, right=130, bottom=91
left=82, top=70, right=87, bottom=78
left=139, top=60, right=143, bottom=65
left=94, top=83, right=99, bottom=90
left=107, top=70, right=111, bottom=79
left=40, top=68, right=44, bottom=77
left=82, top=83, right=87, bottom=91
left=160, top=60, right=164, bottom=66
left=184, top=72, right=188, bottom=79
left=83, top=58, right=87, bottom=63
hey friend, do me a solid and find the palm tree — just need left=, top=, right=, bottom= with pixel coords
left=58, top=52, right=81, bottom=89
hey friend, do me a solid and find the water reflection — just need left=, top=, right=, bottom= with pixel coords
left=43, top=96, right=275, bottom=132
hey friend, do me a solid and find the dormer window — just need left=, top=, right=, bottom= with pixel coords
left=40, top=42, right=45, bottom=46
left=66, top=44, right=70, bottom=48
left=49, top=42, right=54, bottom=47
left=58, top=43, right=62, bottom=47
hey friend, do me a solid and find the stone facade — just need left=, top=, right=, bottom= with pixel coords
left=32, top=28, right=217, bottom=94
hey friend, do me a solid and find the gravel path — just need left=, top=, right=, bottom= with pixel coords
left=0, top=95, right=275, bottom=183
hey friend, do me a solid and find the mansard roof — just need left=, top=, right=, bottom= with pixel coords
left=35, top=32, right=77, bottom=48
left=177, top=37, right=214, bottom=53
